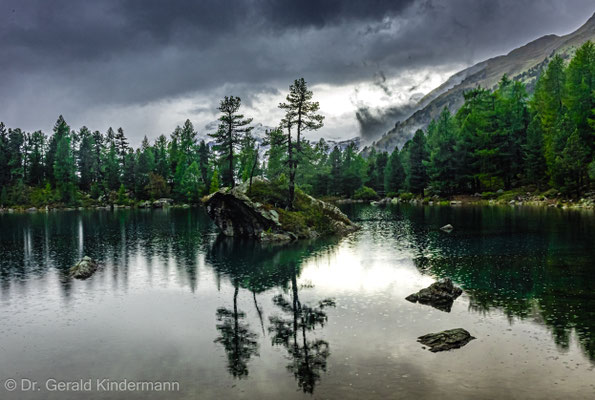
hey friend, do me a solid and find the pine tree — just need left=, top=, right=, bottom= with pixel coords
left=0, top=122, right=9, bottom=187
left=154, top=134, right=170, bottom=180
left=103, top=143, right=120, bottom=191
left=559, top=129, right=589, bottom=196
left=7, top=128, right=25, bottom=183
left=425, top=108, right=458, bottom=195
left=181, top=161, right=204, bottom=202
left=46, top=115, right=70, bottom=184
left=209, top=96, right=253, bottom=188
left=77, top=127, right=95, bottom=191
left=28, top=130, right=46, bottom=186
left=279, top=78, right=324, bottom=209
left=263, top=128, right=287, bottom=180
left=384, top=147, right=405, bottom=194
left=197, top=140, right=211, bottom=188
left=407, top=129, right=428, bottom=195
left=53, top=134, right=77, bottom=203
left=209, top=169, right=220, bottom=194
left=523, top=115, right=547, bottom=189
left=134, top=136, right=155, bottom=198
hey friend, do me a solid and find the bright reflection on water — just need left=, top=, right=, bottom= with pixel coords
left=0, top=205, right=594, bottom=399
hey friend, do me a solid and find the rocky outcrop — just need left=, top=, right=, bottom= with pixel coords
left=153, top=198, right=173, bottom=208
left=418, top=328, right=475, bottom=352
left=204, top=179, right=358, bottom=241
left=70, top=256, right=98, bottom=279
left=406, top=278, right=463, bottom=312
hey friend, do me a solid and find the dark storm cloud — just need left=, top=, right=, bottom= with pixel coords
left=0, top=0, right=593, bottom=141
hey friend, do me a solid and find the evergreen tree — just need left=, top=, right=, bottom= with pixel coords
left=0, top=122, right=9, bottom=187
left=197, top=140, right=211, bottom=188
left=103, top=143, right=121, bottom=191
left=263, top=128, right=287, bottom=180
left=425, top=108, right=458, bottom=195
left=153, top=134, right=170, bottom=180
left=134, top=136, right=155, bottom=198
left=407, top=129, right=428, bottom=195
left=46, top=115, right=70, bottom=184
left=209, top=169, right=220, bottom=194
left=384, top=147, right=405, bottom=193
left=209, top=96, right=253, bottom=188
left=28, top=130, right=46, bottom=186
left=7, top=128, right=25, bottom=183
left=181, top=161, right=204, bottom=202
left=279, top=78, right=324, bottom=209
left=523, top=115, right=547, bottom=189
left=77, top=127, right=95, bottom=191
left=53, top=134, right=76, bottom=203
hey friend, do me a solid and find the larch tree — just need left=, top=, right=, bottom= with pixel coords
left=209, top=96, right=253, bottom=188
left=279, top=78, right=324, bottom=209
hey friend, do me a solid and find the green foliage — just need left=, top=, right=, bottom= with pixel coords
left=180, top=161, right=205, bottom=202
left=384, top=147, right=405, bottom=193
left=353, top=186, right=378, bottom=201
left=209, top=96, right=253, bottom=188
left=209, top=170, right=220, bottom=194
left=116, top=184, right=129, bottom=205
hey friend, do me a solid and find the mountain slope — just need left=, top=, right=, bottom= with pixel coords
left=364, top=11, right=595, bottom=156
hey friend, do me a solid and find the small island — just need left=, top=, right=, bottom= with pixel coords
left=205, top=178, right=359, bottom=241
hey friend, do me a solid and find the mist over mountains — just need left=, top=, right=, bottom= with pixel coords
left=362, top=11, right=595, bottom=155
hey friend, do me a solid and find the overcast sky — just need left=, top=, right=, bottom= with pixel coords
left=1, top=0, right=593, bottom=146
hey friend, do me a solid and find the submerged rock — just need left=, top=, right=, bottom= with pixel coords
left=204, top=178, right=358, bottom=241
left=70, top=256, right=98, bottom=279
left=405, top=278, right=463, bottom=312
left=418, top=328, right=475, bottom=352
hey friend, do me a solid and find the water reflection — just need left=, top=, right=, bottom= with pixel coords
left=347, top=204, right=595, bottom=363
left=0, top=205, right=594, bottom=399
left=207, top=236, right=338, bottom=390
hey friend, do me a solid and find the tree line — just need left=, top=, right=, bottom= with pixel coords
left=0, top=42, right=593, bottom=208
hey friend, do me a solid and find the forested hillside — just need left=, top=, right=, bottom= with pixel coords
left=0, top=43, right=593, bottom=209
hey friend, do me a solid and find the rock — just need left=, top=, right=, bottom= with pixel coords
left=26, top=207, right=37, bottom=212
left=69, top=256, right=98, bottom=279
left=405, top=278, right=463, bottom=312
left=440, top=224, right=454, bottom=232
left=138, top=200, right=151, bottom=208
left=204, top=178, right=358, bottom=241
left=417, top=328, right=475, bottom=352
left=153, top=198, right=173, bottom=208
left=497, top=189, right=504, bottom=194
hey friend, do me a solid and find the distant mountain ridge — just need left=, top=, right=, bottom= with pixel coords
left=363, top=11, right=595, bottom=156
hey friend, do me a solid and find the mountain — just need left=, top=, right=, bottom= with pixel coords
left=363, top=12, right=595, bottom=156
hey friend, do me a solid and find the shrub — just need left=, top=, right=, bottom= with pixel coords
left=399, top=192, right=414, bottom=201
left=353, top=186, right=378, bottom=201
left=481, top=191, right=497, bottom=199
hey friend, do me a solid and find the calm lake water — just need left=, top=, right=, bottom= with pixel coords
left=0, top=205, right=594, bottom=399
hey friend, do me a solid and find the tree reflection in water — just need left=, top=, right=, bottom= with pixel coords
left=214, top=283, right=259, bottom=379
left=269, top=269, right=335, bottom=394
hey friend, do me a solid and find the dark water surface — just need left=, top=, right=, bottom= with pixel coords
left=0, top=205, right=594, bottom=399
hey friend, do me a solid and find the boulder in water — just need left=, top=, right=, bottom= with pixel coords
left=418, top=328, right=475, bottom=352
left=440, top=224, right=454, bottom=232
left=405, top=278, right=463, bottom=312
left=70, top=256, right=98, bottom=279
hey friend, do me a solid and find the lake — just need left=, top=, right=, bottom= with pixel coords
left=0, top=205, right=594, bottom=399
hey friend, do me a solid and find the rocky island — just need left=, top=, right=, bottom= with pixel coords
left=204, top=178, right=359, bottom=241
